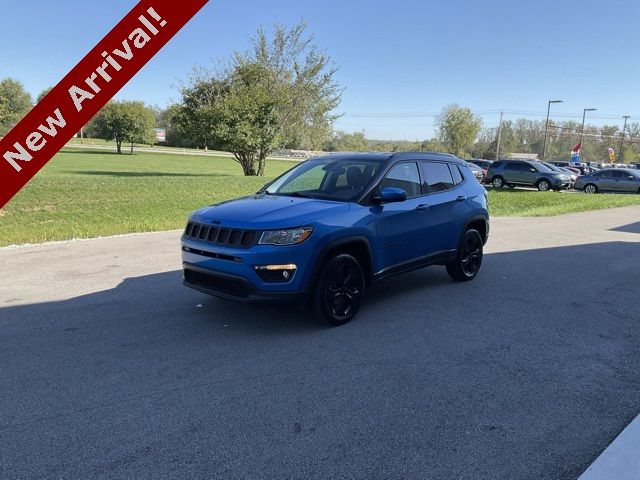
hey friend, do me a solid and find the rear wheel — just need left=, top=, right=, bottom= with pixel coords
left=446, top=229, right=484, bottom=282
left=314, top=254, right=365, bottom=326
left=492, top=176, right=505, bottom=188
left=584, top=184, right=598, bottom=194
left=537, top=179, right=551, bottom=192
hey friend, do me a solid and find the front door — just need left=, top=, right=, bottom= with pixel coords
left=614, top=170, right=639, bottom=192
left=373, top=162, right=427, bottom=272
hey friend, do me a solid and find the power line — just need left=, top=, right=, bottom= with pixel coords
left=340, top=110, right=640, bottom=121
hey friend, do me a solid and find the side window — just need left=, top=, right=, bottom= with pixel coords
left=449, top=164, right=464, bottom=185
left=422, top=162, right=455, bottom=193
left=505, top=162, right=520, bottom=172
left=380, top=162, right=422, bottom=198
left=613, top=171, right=628, bottom=179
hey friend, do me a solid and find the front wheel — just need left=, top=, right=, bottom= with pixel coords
left=314, top=254, right=365, bottom=326
left=584, top=184, right=598, bottom=194
left=537, top=179, right=551, bottom=192
left=446, top=229, right=484, bottom=282
left=492, top=176, right=505, bottom=188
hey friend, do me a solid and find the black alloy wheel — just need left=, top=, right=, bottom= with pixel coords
left=315, top=254, right=365, bottom=326
left=446, top=229, right=484, bottom=282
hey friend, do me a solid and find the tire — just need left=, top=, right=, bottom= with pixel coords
left=446, top=229, right=484, bottom=282
left=492, top=176, right=505, bottom=188
left=537, top=179, right=551, bottom=192
left=584, top=184, right=598, bottom=194
left=314, top=254, right=365, bottom=326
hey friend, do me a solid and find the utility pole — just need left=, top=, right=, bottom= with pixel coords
left=495, top=111, right=503, bottom=161
left=542, top=100, right=563, bottom=162
left=620, top=115, right=630, bottom=163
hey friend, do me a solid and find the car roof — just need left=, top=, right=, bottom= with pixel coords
left=310, top=151, right=462, bottom=164
left=600, top=168, right=637, bottom=173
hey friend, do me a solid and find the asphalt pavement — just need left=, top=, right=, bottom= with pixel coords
left=1, top=207, right=640, bottom=480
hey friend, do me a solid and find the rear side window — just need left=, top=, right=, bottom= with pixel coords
left=449, top=164, right=464, bottom=185
left=380, top=162, right=422, bottom=198
left=422, top=162, right=455, bottom=193
left=505, top=162, right=522, bottom=171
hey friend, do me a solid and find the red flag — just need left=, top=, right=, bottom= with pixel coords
left=0, top=0, right=209, bottom=208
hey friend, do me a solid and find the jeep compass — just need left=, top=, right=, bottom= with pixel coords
left=182, top=152, right=489, bottom=325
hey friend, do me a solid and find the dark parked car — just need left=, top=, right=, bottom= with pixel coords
left=551, top=161, right=586, bottom=175
left=574, top=168, right=640, bottom=194
left=543, top=162, right=578, bottom=184
left=468, top=159, right=493, bottom=170
left=466, top=162, right=485, bottom=182
left=486, top=160, right=572, bottom=191
left=182, top=152, right=490, bottom=325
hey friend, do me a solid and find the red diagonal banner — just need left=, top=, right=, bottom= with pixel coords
left=0, top=0, right=209, bottom=208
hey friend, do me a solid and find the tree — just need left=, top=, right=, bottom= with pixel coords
left=176, top=21, right=341, bottom=175
left=325, top=131, right=368, bottom=152
left=92, top=101, right=156, bottom=154
left=436, top=105, right=482, bottom=158
left=0, top=78, right=33, bottom=136
left=37, top=87, right=53, bottom=103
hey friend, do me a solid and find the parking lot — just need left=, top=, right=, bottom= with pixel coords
left=1, top=207, right=640, bottom=479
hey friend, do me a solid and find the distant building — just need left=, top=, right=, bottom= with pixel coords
left=507, top=153, right=539, bottom=161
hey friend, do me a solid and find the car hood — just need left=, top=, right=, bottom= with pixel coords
left=190, top=194, right=351, bottom=229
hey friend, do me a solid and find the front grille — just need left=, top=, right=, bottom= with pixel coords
left=183, top=222, right=258, bottom=248
left=184, top=268, right=251, bottom=299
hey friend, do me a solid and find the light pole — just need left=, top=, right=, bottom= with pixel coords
left=542, top=100, right=563, bottom=161
left=580, top=108, right=597, bottom=145
left=579, top=108, right=596, bottom=163
left=620, top=115, right=630, bottom=163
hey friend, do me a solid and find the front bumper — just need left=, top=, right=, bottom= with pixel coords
left=183, top=263, right=307, bottom=303
left=181, top=236, right=316, bottom=303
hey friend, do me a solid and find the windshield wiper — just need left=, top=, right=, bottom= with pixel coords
left=280, top=192, right=314, bottom=199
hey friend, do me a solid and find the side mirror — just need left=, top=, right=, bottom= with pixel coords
left=530, top=168, right=536, bottom=173
left=628, top=175, right=636, bottom=180
left=372, top=187, right=407, bottom=204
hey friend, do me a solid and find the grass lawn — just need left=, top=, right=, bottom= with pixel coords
left=0, top=149, right=293, bottom=246
left=2, top=149, right=640, bottom=246
left=489, top=188, right=640, bottom=216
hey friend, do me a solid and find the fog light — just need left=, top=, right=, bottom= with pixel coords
left=255, top=264, right=297, bottom=283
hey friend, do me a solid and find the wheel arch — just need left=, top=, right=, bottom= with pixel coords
left=309, top=236, right=374, bottom=289
left=463, top=215, right=489, bottom=246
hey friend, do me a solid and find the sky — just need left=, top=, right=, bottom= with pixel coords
left=1, top=0, right=638, bottom=140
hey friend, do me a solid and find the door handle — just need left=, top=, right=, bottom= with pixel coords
left=415, top=204, right=429, bottom=211
left=456, top=195, right=467, bottom=202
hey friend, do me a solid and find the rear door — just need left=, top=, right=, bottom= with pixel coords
left=598, top=170, right=617, bottom=191
left=420, top=161, right=469, bottom=254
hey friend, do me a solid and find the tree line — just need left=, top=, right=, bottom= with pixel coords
left=2, top=21, right=639, bottom=176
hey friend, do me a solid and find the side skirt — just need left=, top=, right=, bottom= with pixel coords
left=373, top=250, right=456, bottom=282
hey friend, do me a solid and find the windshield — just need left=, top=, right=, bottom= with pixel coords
left=535, top=163, right=556, bottom=173
left=543, top=163, right=562, bottom=172
left=263, top=158, right=384, bottom=202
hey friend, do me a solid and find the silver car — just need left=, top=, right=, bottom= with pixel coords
left=574, top=168, right=640, bottom=194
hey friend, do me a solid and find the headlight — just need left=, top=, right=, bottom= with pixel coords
left=259, top=228, right=313, bottom=246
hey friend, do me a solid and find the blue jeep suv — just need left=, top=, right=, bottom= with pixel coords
left=182, top=152, right=489, bottom=325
